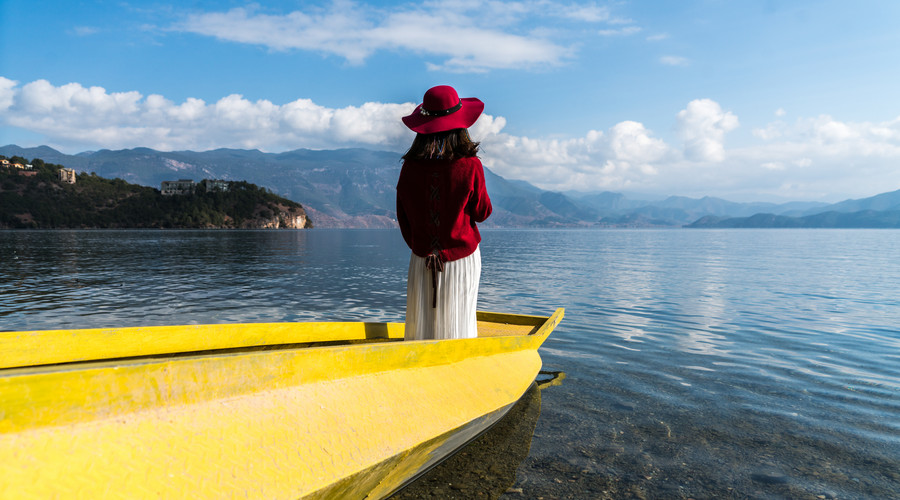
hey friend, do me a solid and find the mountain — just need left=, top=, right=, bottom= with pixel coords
left=685, top=188, right=900, bottom=228
left=570, top=191, right=642, bottom=212
left=3, top=145, right=897, bottom=228
left=482, top=169, right=599, bottom=226
left=5, top=144, right=612, bottom=227
left=799, top=189, right=900, bottom=215
left=2, top=145, right=401, bottom=227
left=686, top=210, right=900, bottom=228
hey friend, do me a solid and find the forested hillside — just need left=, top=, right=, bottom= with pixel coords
left=0, top=156, right=311, bottom=229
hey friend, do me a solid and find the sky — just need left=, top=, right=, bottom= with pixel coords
left=2, top=0, right=900, bottom=203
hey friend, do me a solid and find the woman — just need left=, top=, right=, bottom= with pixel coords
left=397, top=85, right=492, bottom=340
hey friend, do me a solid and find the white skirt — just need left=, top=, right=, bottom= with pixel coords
left=405, top=246, right=481, bottom=340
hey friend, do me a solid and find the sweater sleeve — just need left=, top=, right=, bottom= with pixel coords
left=468, top=159, right=492, bottom=223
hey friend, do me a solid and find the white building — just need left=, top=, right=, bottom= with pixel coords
left=201, top=179, right=230, bottom=192
left=161, top=179, right=196, bottom=196
left=59, top=168, right=76, bottom=184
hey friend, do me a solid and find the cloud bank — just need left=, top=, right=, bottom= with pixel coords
left=0, top=77, right=416, bottom=152
left=676, top=99, right=739, bottom=162
left=3, top=76, right=900, bottom=201
left=170, top=0, right=623, bottom=72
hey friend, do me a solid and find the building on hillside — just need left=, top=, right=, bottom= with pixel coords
left=161, top=179, right=196, bottom=196
left=59, top=168, right=77, bottom=184
left=201, top=179, right=230, bottom=192
left=0, top=159, right=9, bottom=167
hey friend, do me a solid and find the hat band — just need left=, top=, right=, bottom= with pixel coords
left=419, top=101, right=462, bottom=117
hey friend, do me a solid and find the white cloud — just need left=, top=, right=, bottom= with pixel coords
left=646, top=33, right=669, bottom=42
left=808, top=116, right=859, bottom=144
left=70, top=26, right=100, bottom=36
left=676, top=99, right=739, bottom=162
left=171, top=1, right=617, bottom=72
left=17, top=79, right=143, bottom=121
left=175, top=5, right=376, bottom=63
left=559, top=4, right=612, bottom=23
left=169, top=0, right=640, bottom=72
left=720, top=114, right=900, bottom=200
left=598, top=26, right=641, bottom=36
left=4, top=78, right=900, bottom=201
left=480, top=119, right=671, bottom=192
left=752, top=121, right=785, bottom=141
left=0, top=77, right=16, bottom=112
left=775, top=108, right=786, bottom=117
left=377, top=10, right=569, bottom=72
left=660, top=55, right=689, bottom=66
left=0, top=79, right=415, bottom=152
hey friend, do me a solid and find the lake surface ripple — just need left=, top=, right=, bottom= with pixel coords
left=2, top=229, right=898, bottom=499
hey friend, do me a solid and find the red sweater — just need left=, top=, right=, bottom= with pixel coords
left=396, top=156, right=492, bottom=262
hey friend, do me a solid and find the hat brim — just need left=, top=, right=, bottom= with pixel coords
left=402, top=97, right=484, bottom=134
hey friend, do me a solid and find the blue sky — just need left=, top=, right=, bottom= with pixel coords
left=2, top=0, right=900, bottom=202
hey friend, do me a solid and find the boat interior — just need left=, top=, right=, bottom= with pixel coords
left=0, top=311, right=553, bottom=372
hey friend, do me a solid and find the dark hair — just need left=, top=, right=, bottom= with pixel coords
left=402, top=128, right=479, bottom=161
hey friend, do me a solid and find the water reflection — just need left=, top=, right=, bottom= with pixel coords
left=1, top=230, right=411, bottom=330
left=392, top=373, right=565, bottom=499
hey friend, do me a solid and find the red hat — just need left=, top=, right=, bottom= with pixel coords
left=402, top=85, right=484, bottom=134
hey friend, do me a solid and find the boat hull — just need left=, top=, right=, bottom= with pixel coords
left=0, top=309, right=563, bottom=499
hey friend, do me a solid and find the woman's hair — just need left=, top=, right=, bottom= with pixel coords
left=402, top=128, right=479, bottom=161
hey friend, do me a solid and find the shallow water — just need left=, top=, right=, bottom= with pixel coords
left=2, top=229, right=899, bottom=499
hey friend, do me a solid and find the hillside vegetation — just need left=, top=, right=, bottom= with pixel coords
left=0, top=156, right=311, bottom=229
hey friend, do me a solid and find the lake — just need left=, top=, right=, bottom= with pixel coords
left=2, top=229, right=899, bottom=499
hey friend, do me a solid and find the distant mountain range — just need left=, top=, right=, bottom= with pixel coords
left=3, top=144, right=900, bottom=228
left=686, top=208, right=900, bottom=228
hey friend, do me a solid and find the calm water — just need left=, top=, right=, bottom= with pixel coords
left=2, top=229, right=899, bottom=499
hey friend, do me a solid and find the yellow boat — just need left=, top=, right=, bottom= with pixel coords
left=0, top=308, right=563, bottom=499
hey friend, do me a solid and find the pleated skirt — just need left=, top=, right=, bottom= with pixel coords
left=404, top=246, right=481, bottom=340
